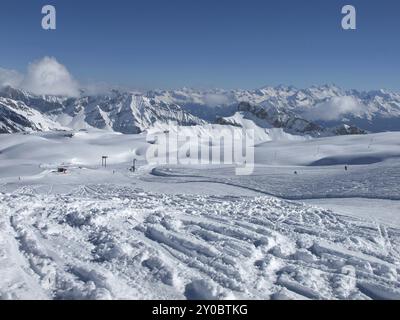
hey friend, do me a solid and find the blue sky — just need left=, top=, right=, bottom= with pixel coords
left=0, top=0, right=399, bottom=90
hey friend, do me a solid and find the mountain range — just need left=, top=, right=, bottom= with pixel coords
left=1, top=85, right=400, bottom=136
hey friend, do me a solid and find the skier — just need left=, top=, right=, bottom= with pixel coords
left=130, top=159, right=137, bottom=172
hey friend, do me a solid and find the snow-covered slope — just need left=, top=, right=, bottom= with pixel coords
left=0, top=97, right=66, bottom=133
left=2, top=189, right=400, bottom=300
left=216, top=104, right=366, bottom=137
left=0, top=130, right=400, bottom=300
left=229, top=102, right=325, bottom=136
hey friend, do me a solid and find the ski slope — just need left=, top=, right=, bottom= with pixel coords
left=0, top=129, right=400, bottom=300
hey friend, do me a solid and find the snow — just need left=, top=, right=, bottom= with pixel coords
left=1, top=189, right=399, bottom=300
left=303, top=198, right=400, bottom=228
left=217, top=111, right=310, bottom=143
left=0, top=129, right=399, bottom=300
left=0, top=97, right=66, bottom=133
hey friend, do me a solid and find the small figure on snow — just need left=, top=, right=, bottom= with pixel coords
left=130, top=159, right=137, bottom=173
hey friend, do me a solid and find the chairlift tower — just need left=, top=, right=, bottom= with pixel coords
left=102, top=156, right=109, bottom=168
left=130, top=159, right=137, bottom=172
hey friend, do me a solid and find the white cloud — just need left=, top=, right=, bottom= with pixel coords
left=203, top=93, right=231, bottom=107
left=304, top=96, right=363, bottom=121
left=0, top=68, right=24, bottom=89
left=81, top=81, right=119, bottom=96
left=0, top=57, right=80, bottom=97
left=21, top=57, right=80, bottom=97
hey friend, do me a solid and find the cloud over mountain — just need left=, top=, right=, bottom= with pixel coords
left=21, top=57, right=80, bottom=97
left=303, top=96, right=363, bottom=121
left=0, top=57, right=80, bottom=97
left=203, top=93, right=231, bottom=107
left=0, top=67, right=24, bottom=89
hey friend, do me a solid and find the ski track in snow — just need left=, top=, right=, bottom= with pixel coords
left=146, top=162, right=400, bottom=201
left=1, top=186, right=399, bottom=300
